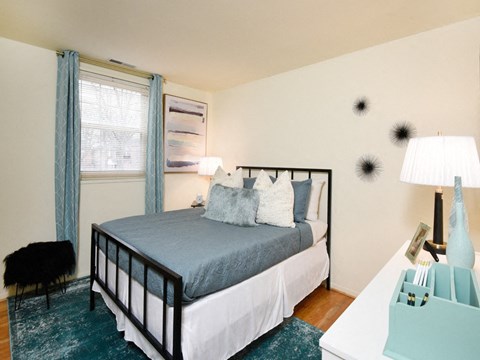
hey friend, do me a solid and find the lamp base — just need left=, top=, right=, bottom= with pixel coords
left=426, top=240, right=446, bottom=255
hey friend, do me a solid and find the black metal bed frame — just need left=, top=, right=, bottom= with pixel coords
left=238, top=166, right=332, bottom=290
left=90, top=224, right=183, bottom=360
left=90, top=166, right=332, bottom=360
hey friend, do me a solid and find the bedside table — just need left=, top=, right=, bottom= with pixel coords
left=191, top=201, right=205, bottom=208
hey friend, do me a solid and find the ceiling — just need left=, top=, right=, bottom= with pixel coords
left=1, top=0, right=480, bottom=91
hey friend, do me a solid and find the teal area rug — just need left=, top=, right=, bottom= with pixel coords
left=229, top=317, right=323, bottom=360
left=8, top=277, right=323, bottom=359
left=8, top=278, right=146, bottom=360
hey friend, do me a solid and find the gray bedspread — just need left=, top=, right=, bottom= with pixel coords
left=99, top=208, right=313, bottom=304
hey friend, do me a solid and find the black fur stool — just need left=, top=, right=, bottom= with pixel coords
left=3, top=241, right=76, bottom=310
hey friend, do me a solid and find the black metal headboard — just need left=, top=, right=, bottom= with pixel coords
left=237, top=166, right=332, bottom=290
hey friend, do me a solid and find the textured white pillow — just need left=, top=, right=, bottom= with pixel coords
left=306, top=179, right=325, bottom=221
left=254, top=170, right=295, bottom=228
left=205, top=167, right=243, bottom=208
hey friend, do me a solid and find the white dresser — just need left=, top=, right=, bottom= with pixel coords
left=320, top=241, right=480, bottom=359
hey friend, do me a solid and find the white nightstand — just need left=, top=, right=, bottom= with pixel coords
left=320, top=241, right=480, bottom=360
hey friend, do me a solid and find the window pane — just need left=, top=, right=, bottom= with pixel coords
left=80, top=127, right=145, bottom=171
left=79, top=71, right=149, bottom=176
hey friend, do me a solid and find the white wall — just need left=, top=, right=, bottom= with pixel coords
left=0, top=38, right=57, bottom=299
left=0, top=37, right=212, bottom=299
left=210, top=17, right=480, bottom=296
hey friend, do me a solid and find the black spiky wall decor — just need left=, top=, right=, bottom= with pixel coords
left=353, top=97, right=369, bottom=116
left=356, top=155, right=382, bottom=181
left=390, top=121, right=416, bottom=146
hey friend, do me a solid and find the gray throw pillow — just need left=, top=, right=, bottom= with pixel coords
left=203, top=184, right=260, bottom=227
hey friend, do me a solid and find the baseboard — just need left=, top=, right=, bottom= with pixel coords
left=330, top=282, right=359, bottom=298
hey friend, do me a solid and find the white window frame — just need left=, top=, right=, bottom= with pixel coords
left=79, top=63, right=150, bottom=180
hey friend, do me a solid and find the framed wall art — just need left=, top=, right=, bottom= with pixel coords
left=164, top=94, right=207, bottom=172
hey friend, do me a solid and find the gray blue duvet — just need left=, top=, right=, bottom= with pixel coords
left=99, top=208, right=313, bottom=304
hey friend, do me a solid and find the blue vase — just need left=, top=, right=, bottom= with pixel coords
left=446, top=177, right=475, bottom=268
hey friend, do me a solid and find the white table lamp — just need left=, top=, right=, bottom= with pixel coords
left=198, top=156, right=223, bottom=176
left=400, top=136, right=480, bottom=254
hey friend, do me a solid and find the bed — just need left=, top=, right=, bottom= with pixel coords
left=90, top=166, right=332, bottom=360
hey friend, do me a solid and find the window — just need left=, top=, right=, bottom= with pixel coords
left=79, top=70, right=149, bottom=178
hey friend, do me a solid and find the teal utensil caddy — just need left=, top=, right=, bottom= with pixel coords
left=383, top=263, right=480, bottom=360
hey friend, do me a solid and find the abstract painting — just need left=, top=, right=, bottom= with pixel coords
left=164, top=94, right=207, bottom=172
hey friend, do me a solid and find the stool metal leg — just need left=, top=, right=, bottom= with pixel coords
left=14, top=284, right=18, bottom=311
left=14, top=285, right=26, bottom=311
left=61, top=274, right=67, bottom=294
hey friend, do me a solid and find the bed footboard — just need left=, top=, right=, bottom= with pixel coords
left=90, top=223, right=183, bottom=360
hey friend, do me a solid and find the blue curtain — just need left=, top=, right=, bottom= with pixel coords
left=145, top=74, right=164, bottom=214
left=55, top=50, right=80, bottom=256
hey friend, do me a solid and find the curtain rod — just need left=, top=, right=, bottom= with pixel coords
left=56, top=50, right=155, bottom=80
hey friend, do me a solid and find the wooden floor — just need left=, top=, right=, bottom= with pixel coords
left=294, top=286, right=355, bottom=331
left=0, top=286, right=354, bottom=359
left=0, top=300, right=9, bottom=360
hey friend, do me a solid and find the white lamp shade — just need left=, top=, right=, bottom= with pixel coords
left=400, top=136, right=480, bottom=188
left=198, top=157, right=223, bottom=176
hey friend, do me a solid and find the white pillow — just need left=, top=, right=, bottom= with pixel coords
left=306, top=179, right=325, bottom=221
left=254, top=170, right=295, bottom=228
left=205, top=167, right=243, bottom=208
left=306, top=219, right=328, bottom=245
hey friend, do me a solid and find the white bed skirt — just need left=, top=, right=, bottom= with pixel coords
left=92, top=239, right=329, bottom=360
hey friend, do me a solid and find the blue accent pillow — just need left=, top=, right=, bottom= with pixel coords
left=244, top=176, right=276, bottom=189
left=203, top=184, right=259, bottom=227
left=243, top=177, right=257, bottom=189
left=291, top=179, right=312, bottom=223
